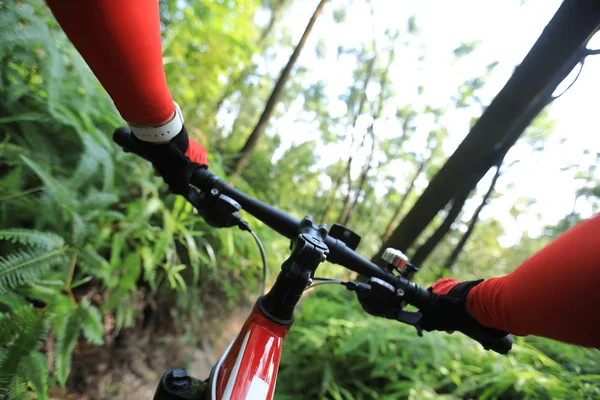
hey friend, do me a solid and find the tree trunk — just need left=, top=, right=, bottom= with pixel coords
left=343, top=40, right=399, bottom=226
left=381, top=159, right=426, bottom=242
left=342, top=131, right=376, bottom=225
left=231, top=0, right=329, bottom=175
left=375, top=0, right=600, bottom=261
left=214, top=0, right=288, bottom=115
left=337, top=180, right=354, bottom=224
left=442, top=163, right=503, bottom=270
left=409, top=179, right=473, bottom=267
left=320, top=172, right=344, bottom=223
left=408, top=139, right=511, bottom=267
left=336, top=55, right=376, bottom=224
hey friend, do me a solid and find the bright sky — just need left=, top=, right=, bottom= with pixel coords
left=250, top=0, right=600, bottom=243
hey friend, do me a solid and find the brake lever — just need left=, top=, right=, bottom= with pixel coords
left=346, top=278, right=424, bottom=336
left=187, top=186, right=245, bottom=229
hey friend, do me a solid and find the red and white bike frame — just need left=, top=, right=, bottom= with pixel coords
left=208, top=304, right=292, bottom=400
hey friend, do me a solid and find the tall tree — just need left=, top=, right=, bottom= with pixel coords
left=320, top=52, right=376, bottom=223
left=442, top=163, right=503, bottom=270
left=380, top=158, right=425, bottom=242
left=340, top=32, right=400, bottom=226
left=375, top=0, right=600, bottom=262
left=409, top=175, right=475, bottom=266
left=231, top=0, right=329, bottom=176
left=340, top=129, right=376, bottom=225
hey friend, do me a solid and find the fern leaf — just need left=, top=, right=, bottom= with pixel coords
left=3, top=377, right=28, bottom=400
left=54, top=312, right=80, bottom=386
left=21, top=156, right=77, bottom=212
left=78, top=248, right=111, bottom=282
left=78, top=299, right=103, bottom=345
left=0, top=229, right=65, bottom=250
left=19, top=351, right=48, bottom=400
left=0, top=306, right=38, bottom=349
left=68, top=155, right=99, bottom=192
left=0, top=292, right=27, bottom=309
left=69, top=133, right=103, bottom=190
left=71, top=213, right=88, bottom=248
left=0, top=249, right=69, bottom=292
left=0, top=306, right=48, bottom=398
left=80, top=191, right=118, bottom=210
left=74, top=123, right=115, bottom=192
left=0, top=26, right=49, bottom=48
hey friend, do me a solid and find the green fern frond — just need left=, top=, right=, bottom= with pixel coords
left=0, top=306, right=39, bottom=347
left=19, top=351, right=48, bottom=400
left=80, top=191, right=119, bottom=210
left=69, top=133, right=102, bottom=190
left=78, top=247, right=110, bottom=273
left=0, top=248, right=69, bottom=292
left=0, top=26, right=49, bottom=48
left=77, top=129, right=115, bottom=192
left=2, top=377, right=28, bottom=400
left=21, top=156, right=77, bottom=212
left=69, top=155, right=99, bottom=192
left=78, top=299, right=104, bottom=345
left=54, top=312, right=81, bottom=386
left=0, top=292, right=28, bottom=309
left=0, top=229, right=65, bottom=250
left=71, top=213, right=88, bottom=248
left=0, top=305, right=48, bottom=398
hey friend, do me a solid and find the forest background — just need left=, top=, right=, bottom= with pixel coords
left=1, top=0, right=599, bottom=399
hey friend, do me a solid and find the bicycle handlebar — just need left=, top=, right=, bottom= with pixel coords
left=191, top=168, right=511, bottom=354
left=113, top=129, right=512, bottom=355
left=189, top=168, right=431, bottom=304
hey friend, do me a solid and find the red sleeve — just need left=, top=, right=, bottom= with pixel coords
left=467, top=214, right=600, bottom=348
left=46, top=0, right=174, bottom=125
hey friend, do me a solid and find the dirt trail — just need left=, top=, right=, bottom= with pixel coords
left=53, top=306, right=253, bottom=400
left=188, top=306, right=251, bottom=380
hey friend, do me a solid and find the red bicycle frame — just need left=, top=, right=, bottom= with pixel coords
left=209, top=304, right=291, bottom=399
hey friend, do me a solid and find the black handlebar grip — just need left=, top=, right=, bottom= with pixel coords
left=460, top=325, right=513, bottom=355
left=113, top=127, right=154, bottom=162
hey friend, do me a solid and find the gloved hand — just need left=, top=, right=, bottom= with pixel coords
left=113, top=125, right=208, bottom=196
left=418, top=278, right=507, bottom=337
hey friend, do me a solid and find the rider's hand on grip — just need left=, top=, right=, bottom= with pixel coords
left=419, top=278, right=512, bottom=354
left=113, top=126, right=208, bottom=196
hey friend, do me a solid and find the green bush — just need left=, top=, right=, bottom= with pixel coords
left=276, top=289, right=600, bottom=400
left=0, top=2, right=265, bottom=398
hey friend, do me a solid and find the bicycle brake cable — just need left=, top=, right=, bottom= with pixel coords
left=246, top=227, right=268, bottom=297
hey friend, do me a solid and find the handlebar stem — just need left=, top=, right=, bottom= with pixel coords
left=258, top=234, right=329, bottom=324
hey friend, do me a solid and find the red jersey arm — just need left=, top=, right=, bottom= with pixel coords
left=46, top=0, right=174, bottom=125
left=467, top=214, right=600, bottom=348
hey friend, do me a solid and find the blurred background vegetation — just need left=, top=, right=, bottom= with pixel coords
left=1, top=0, right=599, bottom=399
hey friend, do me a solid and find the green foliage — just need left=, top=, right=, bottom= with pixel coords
left=453, top=41, right=481, bottom=58
left=0, top=229, right=70, bottom=293
left=276, top=290, right=600, bottom=400
left=161, top=0, right=261, bottom=130
left=2, top=0, right=598, bottom=398
left=0, top=301, right=50, bottom=400
left=0, top=1, right=267, bottom=397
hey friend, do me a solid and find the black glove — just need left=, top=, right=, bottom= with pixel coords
left=113, top=126, right=207, bottom=196
left=418, top=279, right=507, bottom=338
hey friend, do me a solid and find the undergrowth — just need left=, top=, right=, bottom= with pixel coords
left=0, top=2, right=266, bottom=398
left=276, top=289, right=600, bottom=400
